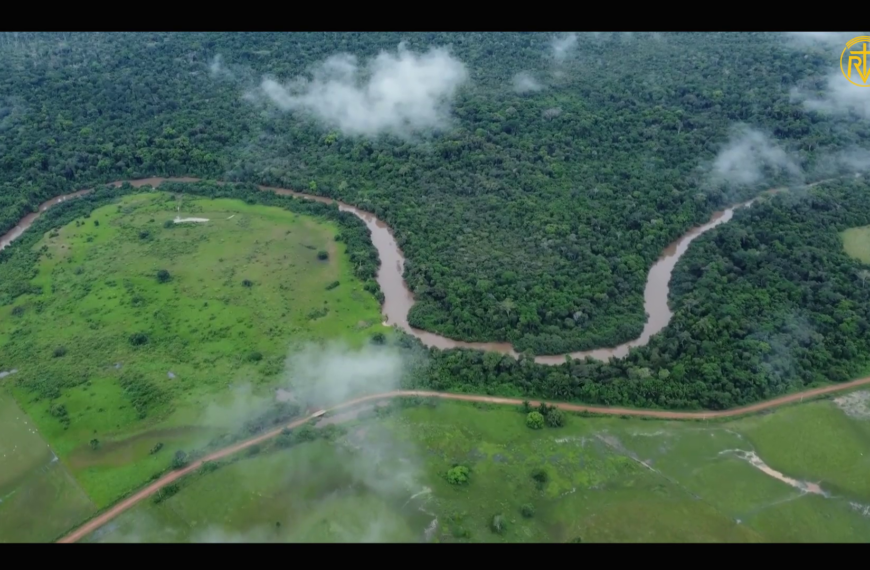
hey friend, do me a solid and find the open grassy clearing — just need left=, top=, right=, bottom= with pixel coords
left=0, top=192, right=387, bottom=518
left=842, top=225, right=870, bottom=265
left=84, top=393, right=870, bottom=543
left=0, top=392, right=97, bottom=542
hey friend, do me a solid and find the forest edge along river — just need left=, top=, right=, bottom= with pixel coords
left=0, top=176, right=840, bottom=364
left=2, top=176, right=865, bottom=543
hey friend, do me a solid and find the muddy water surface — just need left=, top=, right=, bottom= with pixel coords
left=0, top=177, right=833, bottom=365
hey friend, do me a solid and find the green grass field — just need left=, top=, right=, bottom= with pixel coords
left=0, top=393, right=97, bottom=542
left=842, top=225, right=870, bottom=264
left=0, top=192, right=388, bottom=528
left=84, top=392, right=870, bottom=543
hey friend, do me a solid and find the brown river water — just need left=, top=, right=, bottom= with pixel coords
left=0, top=177, right=834, bottom=365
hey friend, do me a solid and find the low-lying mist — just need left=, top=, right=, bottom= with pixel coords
left=92, top=340, right=434, bottom=543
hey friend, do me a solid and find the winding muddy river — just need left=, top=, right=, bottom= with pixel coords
left=0, top=177, right=834, bottom=364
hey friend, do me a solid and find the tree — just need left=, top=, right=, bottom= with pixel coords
left=89, top=438, right=100, bottom=450
left=156, top=269, right=170, bottom=283
left=859, top=269, right=870, bottom=289
left=531, top=467, right=549, bottom=490
left=526, top=411, right=544, bottom=430
left=317, top=250, right=328, bottom=260
left=171, top=450, right=188, bottom=469
left=490, top=514, right=507, bottom=535
left=371, top=332, right=386, bottom=345
left=128, top=332, right=148, bottom=346
left=520, top=504, right=535, bottom=518
left=446, top=465, right=470, bottom=485
left=499, top=298, right=515, bottom=315
left=545, top=407, right=565, bottom=428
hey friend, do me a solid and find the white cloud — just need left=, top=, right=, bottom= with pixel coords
left=783, top=32, right=863, bottom=49
left=784, top=33, right=870, bottom=120
left=209, top=54, right=226, bottom=77
left=711, top=125, right=803, bottom=187
left=791, top=71, right=870, bottom=120
left=253, top=43, right=468, bottom=139
left=550, top=33, right=578, bottom=63
left=512, top=71, right=543, bottom=94
left=282, top=341, right=408, bottom=409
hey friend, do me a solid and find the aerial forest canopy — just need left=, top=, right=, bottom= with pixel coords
left=1, top=32, right=869, bottom=411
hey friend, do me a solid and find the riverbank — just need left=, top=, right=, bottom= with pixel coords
left=0, top=176, right=840, bottom=364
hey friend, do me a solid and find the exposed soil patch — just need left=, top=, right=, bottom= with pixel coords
left=720, top=449, right=828, bottom=496
left=833, top=390, right=870, bottom=420
left=315, top=404, right=382, bottom=428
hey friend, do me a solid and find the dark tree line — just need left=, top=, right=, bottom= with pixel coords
left=2, top=178, right=869, bottom=411
left=403, top=179, right=870, bottom=410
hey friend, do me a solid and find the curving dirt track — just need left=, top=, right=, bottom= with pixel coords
left=56, top=375, right=870, bottom=543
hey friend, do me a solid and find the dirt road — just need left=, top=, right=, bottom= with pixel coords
left=57, top=375, right=870, bottom=543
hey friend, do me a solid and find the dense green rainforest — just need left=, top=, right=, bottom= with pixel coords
left=1, top=32, right=869, bottom=411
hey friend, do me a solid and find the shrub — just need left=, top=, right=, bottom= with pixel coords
left=521, top=504, right=535, bottom=518
left=247, top=351, right=263, bottom=362
left=242, top=279, right=253, bottom=287
left=490, top=514, right=507, bottom=535
left=53, top=346, right=67, bottom=358
left=89, top=438, right=100, bottom=450
left=129, top=332, right=148, bottom=346
left=545, top=408, right=565, bottom=428
left=156, top=269, right=170, bottom=283
left=317, top=250, right=328, bottom=260
left=171, top=450, right=188, bottom=470
left=370, top=332, right=386, bottom=345
left=446, top=465, right=470, bottom=485
left=531, top=468, right=549, bottom=490
left=526, top=411, right=544, bottom=430
left=325, top=280, right=340, bottom=290
left=153, top=483, right=180, bottom=504
left=94, top=220, right=99, bottom=226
